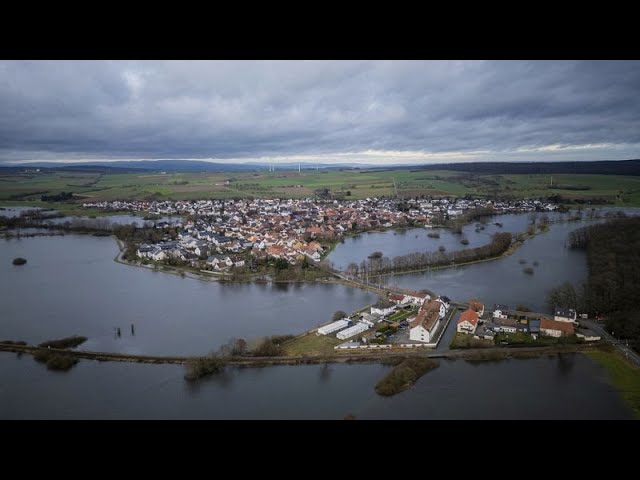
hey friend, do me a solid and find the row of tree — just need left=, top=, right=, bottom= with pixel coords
left=346, top=232, right=512, bottom=276
left=41, top=191, right=74, bottom=202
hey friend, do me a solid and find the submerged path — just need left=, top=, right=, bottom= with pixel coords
left=0, top=342, right=600, bottom=367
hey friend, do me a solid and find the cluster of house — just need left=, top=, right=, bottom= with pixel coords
left=102, top=198, right=415, bottom=269
left=455, top=303, right=595, bottom=341
left=84, top=196, right=559, bottom=222
left=84, top=196, right=561, bottom=270
left=317, top=291, right=451, bottom=343
left=401, top=197, right=558, bottom=218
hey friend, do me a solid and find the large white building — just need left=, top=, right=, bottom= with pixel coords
left=317, top=319, right=349, bottom=336
left=409, top=299, right=446, bottom=343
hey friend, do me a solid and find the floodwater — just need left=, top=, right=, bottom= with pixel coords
left=0, top=353, right=631, bottom=419
left=1, top=208, right=637, bottom=419
left=1, top=235, right=374, bottom=355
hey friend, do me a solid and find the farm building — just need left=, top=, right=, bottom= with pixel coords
left=336, top=322, right=370, bottom=340
left=317, top=319, right=350, bottom=336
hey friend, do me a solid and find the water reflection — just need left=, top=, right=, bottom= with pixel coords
left=556, top=353, right=575, bottom=378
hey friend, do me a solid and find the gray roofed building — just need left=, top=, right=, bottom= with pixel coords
left=554, top=307, right=577, bottom=322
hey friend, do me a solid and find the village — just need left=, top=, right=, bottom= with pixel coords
left=307, top=290, right=602, bottom=352
left=83, top=196, right=559, bottom=271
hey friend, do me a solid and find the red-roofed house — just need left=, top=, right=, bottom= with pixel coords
left=389, top=293, right=407, bottom=305
left=457, top=309, right=479, bottom=334
left=540, top=318, right=575, bottom=338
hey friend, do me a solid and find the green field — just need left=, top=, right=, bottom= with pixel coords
left=282, top=334, right=341, bottom=356
left=2, top=168, right=640, bottom=207
left=587, top=350, right=640, bottom=418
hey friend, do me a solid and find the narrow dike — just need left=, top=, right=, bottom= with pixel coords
left=0, top=342, right=600, bottom=367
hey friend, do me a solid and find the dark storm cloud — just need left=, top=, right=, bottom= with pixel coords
left=1, top=60, right=639, bottom=163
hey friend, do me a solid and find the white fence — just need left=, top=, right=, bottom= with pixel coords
left=334, top=342, right=436, bottom=350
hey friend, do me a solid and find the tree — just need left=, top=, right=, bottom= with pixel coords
left=546, top=282, right=580, bottom=310
left=346, top=262, right=359, bottom=276
left=274, top=258, right=289, bottom=270
left=332, top=310, right=348, bottom=321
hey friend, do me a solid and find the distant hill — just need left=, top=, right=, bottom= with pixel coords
left=0, top=159, right=371, bottom=173
left=1, top=158, right=639, bottom=175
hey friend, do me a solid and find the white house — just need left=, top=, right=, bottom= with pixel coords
left=403, top=291, right=429, bottom=306
left=361, top=312, right=381, bottom=326
left=232, top=257, right=245, bottom=268
left=438, top=296, right=451, bottom=310
left=371, top=300, right=396, bottom=316
left=457, top=309, right=479, bottom=334
left=149, top=248, right=166, bottom=261
left=207, top=255, right=233, bottom=269
left=493, top=304, right=510, bottom=319
left=137, top=244, right=154, bottom=258
left=554, top=307, right=577, bottom=323
left=494, top=325, right=516, bottom=334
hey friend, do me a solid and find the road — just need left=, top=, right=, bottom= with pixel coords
left=314, top=261, right=435, bottom=298
left=582, top=319, right=640, bottom=367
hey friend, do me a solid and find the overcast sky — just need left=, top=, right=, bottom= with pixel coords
left=1, top=60, right=639, bottom=165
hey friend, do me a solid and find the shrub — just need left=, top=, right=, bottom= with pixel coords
left=375, top=358, right=439, bottom=396
left=252, top=336, right=294, bottom=357
left=0, top=340, right=27, bottom=345
left=332, top=310, right=348, bottom=322
left=184, top=355, right=226, bottom=381
left=38, top=336, right=87, bottom=349
left=515, top=304, right=532, bottom=312
left=33, top=350, right=54, bottom=363
left=46, top=354, right=78, bottom=371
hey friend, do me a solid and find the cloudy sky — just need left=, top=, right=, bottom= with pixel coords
left=1, top=60, right=639, bottom=165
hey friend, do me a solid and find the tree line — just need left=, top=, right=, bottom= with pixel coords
left=346, top=232, right=512, bottom=276
left=549, top=216, right=640, bottom=352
